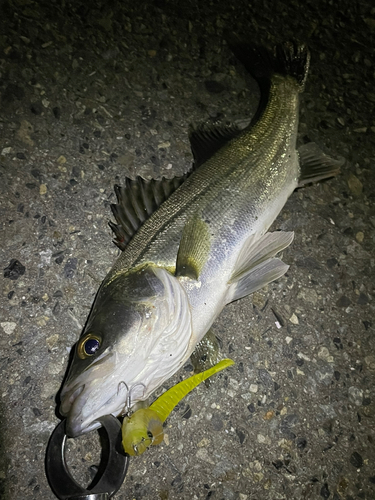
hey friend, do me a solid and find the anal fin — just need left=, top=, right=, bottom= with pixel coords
left=298, top=142, right=344, bottom=187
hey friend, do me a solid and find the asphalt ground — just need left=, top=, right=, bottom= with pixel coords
left=1, top=1, right=374, bottom=499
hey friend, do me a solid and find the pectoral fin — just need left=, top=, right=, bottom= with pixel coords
left=298, top=142, right=344, bottom=187
left=175, top=215, right=211, bottom=280
left=228, top=231, right=294, bottom=302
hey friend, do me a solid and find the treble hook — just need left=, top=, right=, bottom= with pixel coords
left=118, top=381, right=147, bottom=417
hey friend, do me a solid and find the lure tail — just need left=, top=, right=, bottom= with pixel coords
left=150, top=358, right=234, bottom=422
left=122, top=358, right=234, bottom=456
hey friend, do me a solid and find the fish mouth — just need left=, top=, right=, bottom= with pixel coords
left=60, top=384, right=85, bottom=416
left=61, top=379, right=129, bottom=437
left=59, top=350, right=129, bottom=437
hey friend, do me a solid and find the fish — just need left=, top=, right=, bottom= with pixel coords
left=59, top=39, right=343, bottom=437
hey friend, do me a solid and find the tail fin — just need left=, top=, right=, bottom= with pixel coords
left=226, top=34, right=310, bottom=92
left=274, top=42, right=310, bottom=91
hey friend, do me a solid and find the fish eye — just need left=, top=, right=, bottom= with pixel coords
left=77, top=333, right=102, bottom=359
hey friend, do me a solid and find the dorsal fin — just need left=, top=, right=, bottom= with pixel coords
left=109, top=175, right=188, bottom=250
left=189, top=123, right=242, bottom=168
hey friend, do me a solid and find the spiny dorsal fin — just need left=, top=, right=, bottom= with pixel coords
left=189, top=123, right=242, bottom=168
left=109, top=175, right=188, bottom=251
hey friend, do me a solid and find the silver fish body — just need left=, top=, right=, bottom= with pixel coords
left=60, top=41, right=341, bottom=437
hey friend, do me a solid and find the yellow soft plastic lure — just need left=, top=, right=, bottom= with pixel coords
left=122, top=358, right=234, bottom=456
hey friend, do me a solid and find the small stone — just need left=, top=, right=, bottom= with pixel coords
left=247, top=403, right=255, bottom=413
left=289, top=313, right=299, bottom=325
left=182, top=405, right=191, bottom=419
left=280, top=414, right=298, bottom=438
left=278, top=438, right=293, bottom=450
left=273, top=459, right=284, bottom=471
left=17, top=120, right=34, bottom=146
left=197, top=438, right=210, bottom=448
left=326, top=258, right=338, bottom=268
left=211, top=413, right=223, bottom=431
left=258, top=369, right=273, bottom=387
left=357, top=293, right=369, bottom=305
left=148, top=50, right=157, bottom=57
left=4, top=259, right=25, bottom=280
left=249, top=384, right=258, bottom=393
left=318, top=347, right=333, bottom=362
left=57, top=155, right=67, bottom=164
left=297, top=288, right=318, bottom=305
left=349, top=451, right=363, bottom=468
left=64, top=258, right=78, bottom=279
left=285, top=336, right=293, bottom=344
left=196, top=448, right=214, bottom=464
left=297, top=352, right=311, bottom=362
left=347, top=174, right=363, bottom=196
left=320, top=483, right=330, bottom=499
left=236, top=429, right=246, bottom=444
left=355, top=231, right=364, bottom=243
left=348, top=386, right=363, bottom=406
left=315, top=365, right=334, bottom=385
left=264, top=411, right=274, bottom=420
left=337, top=477, right=349, bottom=495
left=257, top=434, right=266, bottom=443
left=46, top=334, right=59, bottom=349
left=252, top=291, right=267, bottom=309
left=1, top=322, right=17, bottom=335
left=229, top=378, right=239, bottom=390
left=336, top=296, right=351, bottom=307
left=296, top=437, right=307, bottom=449
left=252, top=460, right=262, bottom=472
left=337, top=117, right=345, bottom=127
left=364, top=355, right=375, bottom=371
left=40, top=184, right=47, bottom=195
left=253, top=472, right=264, bottom=482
